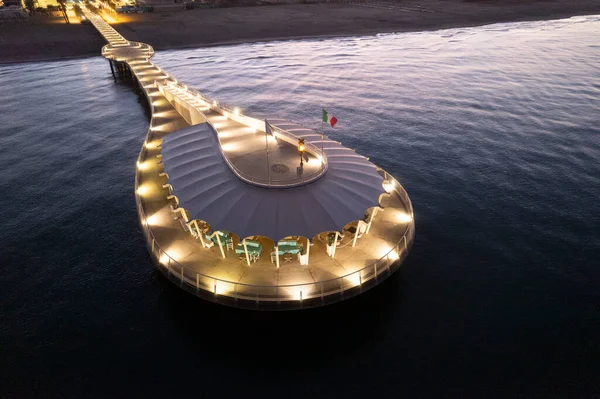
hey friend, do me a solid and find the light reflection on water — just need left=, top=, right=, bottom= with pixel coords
left=1, top=15, right=599, bottom=397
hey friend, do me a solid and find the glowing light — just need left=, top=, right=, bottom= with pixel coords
left=136, top=185, right=149, bottom=196
left=213, top=100, right=218, bottom=107
left=233, top=107, right=240, bottom=116
left=388, top=251, right=400, bottom=261
left=284, top=286, right=310, bottom=300
left=136, top=161, right=149, bottom=171
left=144, top=141, right=158, bottom=149
left=151, top=115, right=171, bottom=123
left=307, top=155, right=323, bottom=165
left=214, top=280, right=231, bottom=295
left=396, top=213, right=413, bottom=223
left=298, top=138, right=306, bottom=153
left=345, top=273, right=361, bottom=288
left=378, top=245, right=396, bottom=259
left=221, top=143, right=237, bottom=151
left=159, top=253, right=170, bottom=265
left=146, top=214, right=159, bottom=226
left=382, top=179, right=395, bottom=193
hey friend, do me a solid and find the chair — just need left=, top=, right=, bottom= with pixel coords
left=203, top=233, right=215, bottom=248
left=206, top=231, right=230, bottom=248
left=226, top=237, right=234, bottom=251
left=235, top=240, right=262, bottom=263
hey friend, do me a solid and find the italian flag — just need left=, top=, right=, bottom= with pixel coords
left=322, top=109, right=338, bottom=128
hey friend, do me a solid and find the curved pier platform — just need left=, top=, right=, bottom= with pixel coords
left=83, top=8, right=415, bottom=310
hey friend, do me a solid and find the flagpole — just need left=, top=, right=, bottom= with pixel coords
left=321, top=108, right=325, bottom=166
left=265, top=120, right=270, bottom=185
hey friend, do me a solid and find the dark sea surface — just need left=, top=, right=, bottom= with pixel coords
left=1, top=15, right=599, bottom=397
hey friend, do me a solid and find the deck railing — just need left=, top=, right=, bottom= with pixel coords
left=81, top=9, right=129, bottom=46
left=155, top=80, right=328, bottom=188
left=136, top=140, right=414, bottom=309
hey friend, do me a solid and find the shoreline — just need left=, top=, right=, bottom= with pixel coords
left=1, top=1, right=600, bottom=65
left=140, top=12, right=600, bottom=53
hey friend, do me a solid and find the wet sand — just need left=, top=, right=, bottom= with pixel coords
left=1, top=0, right=600, bottom=64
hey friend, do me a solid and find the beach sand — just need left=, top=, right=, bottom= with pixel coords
left=0, top=13, right=106, bottom=64
left=1, top=0, right=600, bottom=64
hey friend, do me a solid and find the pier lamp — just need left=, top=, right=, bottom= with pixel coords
left=298, top=138, right=306, bottom=166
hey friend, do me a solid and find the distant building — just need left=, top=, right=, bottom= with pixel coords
left=36, top=0, right=60, bottom=7
left=136, top=0, right=186, bottom=11
left=3, top=0, right=23, bottom=7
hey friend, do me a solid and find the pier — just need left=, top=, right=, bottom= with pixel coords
left=82, top=8, right=415, bottom=309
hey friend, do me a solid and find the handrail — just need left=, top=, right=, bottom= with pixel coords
left=81, top=8, right=129, bottom=46
left=159, top=78, right=327, bottom=158
left=136, top=137, right=414, bottom=301
left=155, top=80, right=329, bottom=188
left=137, top=194, right=413, bottom=302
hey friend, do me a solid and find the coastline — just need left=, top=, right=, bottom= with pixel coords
left=128, top=12, right=600, bottom=53
left=1, top=0, right=600, bottom=65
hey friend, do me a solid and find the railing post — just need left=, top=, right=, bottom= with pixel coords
left=320, top=282, right=324, bottom=302
left=196, top=274, right=199, bottom=293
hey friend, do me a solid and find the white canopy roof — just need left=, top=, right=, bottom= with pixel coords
left=160, top=121, right=384, bottom=241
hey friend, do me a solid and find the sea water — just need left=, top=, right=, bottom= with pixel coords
left=1, top=15, right=599, bottom=397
